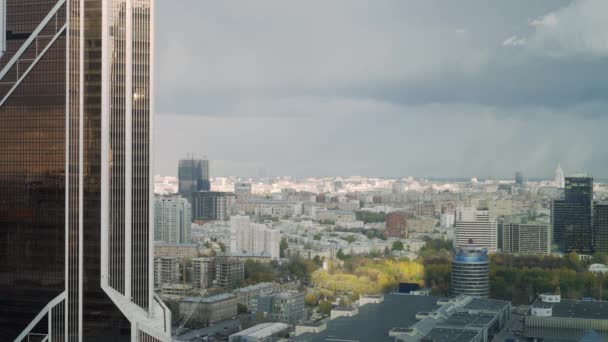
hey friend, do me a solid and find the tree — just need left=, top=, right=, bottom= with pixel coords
left=305, top=293, right=318, bottom=307
left=313, top=234, right=322, bottom=240
left=313, top=255, right=323, bottom=267
left=218, top=241, right=226, bottom=253
left=341, top=235, right=356, bottom=244
left=392, top=241, right=404, bottom=251
left=280, top=238, right=289, bottom=258
left=336, top=249, right=346, bottom=260
left=318, top=300, right=332, bottom=315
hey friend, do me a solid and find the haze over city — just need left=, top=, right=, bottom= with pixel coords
left=154, top=0, right=608, bottom=178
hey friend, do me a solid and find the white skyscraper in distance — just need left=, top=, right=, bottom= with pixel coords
left=454, top=207, right=498, bottom=253
left=154, top=195, right=192, bottom=243
left=555, top=163, right=565, bottom=188
left=230, top=215, right=281, bottom=259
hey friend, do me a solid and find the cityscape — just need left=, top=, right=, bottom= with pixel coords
left=1, top=0, right=608, bottom=342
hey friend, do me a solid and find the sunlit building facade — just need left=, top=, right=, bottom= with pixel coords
left=0, top=0, right=170, bottom=340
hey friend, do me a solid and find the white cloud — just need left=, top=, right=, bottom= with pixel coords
left=523, top=0, right=608, bottom=57
left=502, top=35, right=526, bottom=46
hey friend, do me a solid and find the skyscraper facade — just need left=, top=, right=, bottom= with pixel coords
left=593, top=202, right=608, bottom=254
left=0, top=0, right=170, bottom=340
left=558, top=176, right=594, bottom=254
left=154, top=195, right=192, bottom=244
left=178, top=158, right=210, bottom=201
left=191, top=191, right=235, bottom=222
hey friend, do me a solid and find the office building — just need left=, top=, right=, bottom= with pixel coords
left=552, top=175, right=593, bottom=253
left=230, top=215, right=282, bottom=259
left=594, top=202, right=608, bottom=253
left=250, top=291, right=306, bottom=324
left=451, top=247, right=490, bottom=298
left=154, top=257, right=180, bottom=288
left=178, top=157, right=210, bottom=201
left=454, top=207, right=498, bottom=253
left=154, top=195, right=192, bottom=243
left=191, top=191, right=235, bottom=221
left=234, top=282, right=274, bottom=307
left=0, top=0, right=170, bottom=340
left=384, top=211, right=408, bottom=238
left=235, top=182, right=253, bottom=200
left=499, top=217, right=551, bottom=255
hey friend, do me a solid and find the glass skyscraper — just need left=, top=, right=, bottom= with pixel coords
left=178, top=157, right=210, bottom=201
left=0, top=0, right=170, bottom=340
left=552, top=176, right=594, bottom=254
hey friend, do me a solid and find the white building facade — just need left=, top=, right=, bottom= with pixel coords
left=231, top=215, right=281, bottom=259
left=454, top=207, right=498, bottom=253
left=154, top=195, right=192, bottom=244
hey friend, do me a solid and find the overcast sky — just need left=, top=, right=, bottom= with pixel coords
left=154, top=0, right=608, bottom=179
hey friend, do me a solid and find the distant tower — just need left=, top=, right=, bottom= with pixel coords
left=555, top=164, right=565, bottom=188
left=515, top=171, right=525, bottom=187
left=178, top=157, right=211, bottom=201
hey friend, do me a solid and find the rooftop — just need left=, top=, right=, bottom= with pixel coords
left=463, top=297, right=510, bottom=313
left=230, top=322, right=289, bottom=338
left=295, top=294, right=438, bottom=342
left=531, top=298, right=608, bottom=320
left=233, top=282, right=274, bottom=293
left=182, top=293, right=235, bottom=303
left=420, top=327, right=481, bottom=342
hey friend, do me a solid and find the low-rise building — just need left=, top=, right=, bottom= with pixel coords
left=250, top=290, right=306, bottom=324
left=233, top=282, right=274, bottom=306
left=180, top=293, right=238, bottom=323
left=525, top=294, right=608, bottom=333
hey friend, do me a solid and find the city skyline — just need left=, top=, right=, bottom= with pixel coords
left=154, top=0, right=608, bottom=178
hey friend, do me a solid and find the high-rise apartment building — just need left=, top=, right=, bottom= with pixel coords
left=230, top=215, right=281, bottom=259
left=499, top=217, right=551, bottom=255
left=593, top=202, right=608, bottom=253
left=0, top=0, right=170, bottom=340
left=154, top=195, right=192, bottom=243
left=454, top=207, right=498, bottom=253
left=552, top=175, right=593, bottom=254
left=178, top=158, right=210, bottom=201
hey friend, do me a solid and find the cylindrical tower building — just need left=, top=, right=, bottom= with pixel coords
left=451, top=247, right=490, bottom=298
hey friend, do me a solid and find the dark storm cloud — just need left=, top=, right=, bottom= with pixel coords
left=153, top=0, right=608, bottom=178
